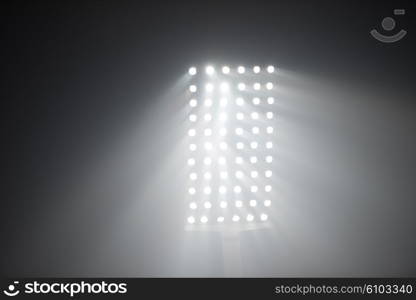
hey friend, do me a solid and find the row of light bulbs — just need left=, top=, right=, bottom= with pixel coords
left=188, top=65, right=275, bottom=76
left=187, top=213, right=269, bottom=224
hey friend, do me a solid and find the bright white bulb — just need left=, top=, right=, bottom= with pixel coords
left=266, top=156, right=273, bottom=163
left=233, top=185, right=242, bottom=193
left=204, top=142, right=213, bottom=151
left=204, top=98, right=213, bottom=107
left=187, top=216, right=195, bottom=224
left=201, top=216, right=208, bottom=223
left=264, top=199, right=272, bottom=207
left=253, top=66, right=260, bottom=73
left=219, top=128, right=227, bottom=136
left=235, top=200, right=243, bottom=208
left=204, top=113, right=212, bottom=121
left=267, top=65, right=275, bottom=73
left=203, top=157, right=212, bottom=165
left=205, top=83, right=214, bottom=92
left=253, top=82, right=261, bottom=90
left=206, top=65, right=215, bottom=75
left=220, top=201, right=228, bottom=208
left=204, top=172, right=212, bottom=180
left=189, top=144, right=197, bottom=151
left=204, top=128, right=212, bottom=136
left=251, top=112, right=259, bottom=120
left=204, top=186, right=212, bottom=195
left=220, top=97, right=228, bottom=107
left=252, top=126, right=260, bottom=134
left=218, top=156, right=227, bottom=165
left=260, top=214, right=268, bottom=221
left=265, top=170, right=272, bottom=178
left=235, top=128, right=243, bottom=135
left=190, top=202, right=197, bottom=210
left=250, top=141, right=258, bottom=149
left=267, top=97, right=275, bottom=104
left=189, top=85, right=197, bottom=92
left=189, top=173, right=197, bottom=180
left=236, top=112, right=244, bottom=120
left=187, top=158, right=195, bottom=166
left=252, top=97, right=260, bottom=105
left=266, top=112, right=274, bottom=119
left=265, top=185, right=272, bottom=192
left=189, top=99, right=197, bottom=107
left=235, top=171, right=243, bottom=179
left=188, top=67, right=197, bottom=75
left=266, top=126, right=274, bottom=134
left=188, top=187, right=196, bottom=195
left=250, top=156, right=258, bottom=164
left=220, top=82, right=229, bottom=92
left=204, top=201, right=212, bottom=209
left=222, top=66, right=230, bottom=74
left=236, top=142, right=244, bottom=150
left=250, top=185, right=258, bottom=193
left=237, top=83, right=246, bottom=91
left=266, top=82, right=273, bottom=90
left=189, top=114, right=197, bottom=122
left=237, top=66, right=245, bottom=74
left=188, top=129, right=196, bottom=136
left=251, top=171, right=258, bottom=178
left=249, top=199, right=257, bottom=207
left=246, top=214, right=254, bottom=222
left=266, top=141, right=273, bottom=149
left=235, top=156, right=243, bottom=164
left=232, top=215, right=240, bottom=222
left=217, top=216, right=225, bottom=223
left=219, top=186, right=227, bottom=194
left=236, top=97, right=244, bottom=106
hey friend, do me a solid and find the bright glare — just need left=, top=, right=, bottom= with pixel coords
left=266, top=126, right=273, bottom=134
left=266, top=82, right=273, bottom=90
left=217, top=216, right=225, bottom=223
left=236, top=97, right=244, bottom=106
left=189, top=85, right=197, bottom=92
left=189, top=173, right=197, bottom=180
left=265, top=155, right=273, bottom=163
left=188, top=187, right=196, bottom=195
left=190, top=202, right=197, bottom=209
left=189, top=114, right=197, bottom=122
left=250, top=112, right=259, bottom=120
left=188, top=129, right=196, bottom=136
left=266, top=112, right=273, bottom=119
left=204, top=113, right=212, bottom=121
left=189, top=99, right=197, bottom=107
left=220, top=97, right=228, bottom=107
left=189, top=144, right=197, bottom=151
left=206, top=65, right=215, bottom=75
left=264, top=200, right=272, bottom=207
left=235, top=171, right=243, bottom=179
left=253, top=82, right=261, bottom=90
left=267, top=65, right=275, bottom=73
left=232, top=215, right=240, bottom=222
left=249, top=199, right=257, bottom=207
left=222, top=66, right=230, bottom=74
left=237, top=66, right=245, bottom=74
left=233, top=185, right=242, bottom=193
left=253, top=66, right=260, bottom=73
left=188, top=67, right=197, bottom=75
left=205, top=83, right=214, bottom=92
left=237, top=83, right=246, bottom=91
left=220, top=82, right=229, bottom=92
left=252, top=126, right=260, bottom=134
left=204, top=201, right=212, bottom=209
left=260, top=214, right=268, bottom=221
left=252, top=97, right=260, bottom=105
left=236, top=127, right=243, bottom=135
left=204, top=172, right=212, bottom=180
left=235, top=200, right=243, bottom=208
left=220, top=201, right=228, bottom=208
left=236, top=142, right=244, bottom=150
left=187, top=216, right=195, bottom=224
left=265, top=170, right=272, bottom=178
left=201, top=216, right=208, bottom=223
left=267, top=97, right=275, bottom=104
left=246, top=214, right=254, bottom=222
left=203, top=186, right=212, bottom=195
left=265, top=185, right=272, bottom=192
left=187, top=158, right=195, bottom=166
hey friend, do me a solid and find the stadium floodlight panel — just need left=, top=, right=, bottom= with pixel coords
left=185, top=63, right=277, bottom=230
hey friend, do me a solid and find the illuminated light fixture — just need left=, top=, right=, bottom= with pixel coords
left=203, top=157, right=212, bottom=165
left=252, top=126, right=260, bottom=134
left=236, top=97, right=244, bottom=106
left=204, top=172, right=212, bottom=180
left=220, top=201, right=228, bottom=208
left=236, top=112, right=244, bottom=120
left=237, top=83, right=246, bottom=91
left=235, top=128, right=243, bottom=135
left=189, top=173, right=197, bottom=180
left=219, top=112, right=227, bottom=121
left=253, top=66, right=260, bottom=73
left=188, top=67, right=197, bottom=75
left=235, top=171, right=244, bottom=179
left=250, top=171, right=258, bottom=178
left=250, top=112, right=259, bottom=120
left=201, top=216, right=208, bottom=223
left=266, top=126, right=274, bottom=134
left=222, top=66, right=230, bottom=74
left=236, top=142, right=244, bottom=150
left=218, top=156, right=227, bottom=165
left=188, top=187, right=196, bottom=195
left=187, top=216, right=196, bottom=224
left=204, top=142, right=213, bottom=151
left=220, top=97, right=228, bottom=107
left=219, top=186, right=227, bottom=194
left=265, top=170, right=272, bottom=178
left=235, top=200, right=243, bottom=208
left=203, top=186, right=212, bottom=195
left=250, top=185, right=258, bottom=193
left=246, top=214, right=254, bottom=222
left=265, top=185, right=272, bottom=192
left=189, top=85, right=197, bottom=92
left=249, top=199, right=257, bottom=207
left=220, top=171, right=228, bottom=179
left=235, top=156, right=243, bottom=164
left=204, top=98, right=213, bottom=107
left=249, top=156, right=258, bottom=164
left=266, top=141, right=273, bottom=149
left=189, top=99, right=197, bottom=107
left=266, top=82, right=273, bottom=90
left=232, top=215, right=240, bottom=222
left=265, top=155, right=273, bottom=163
left=260, top=214, right=268, bottom=221
left=190, top=202, right=197, bottom=209
left=237, top=66, right=245, bottom=74
left=267, top=65, right=275, bottom=73
left=253, top=82, right=261, bottom=90
left=187, top=158, right=195, bottom=166
left=189, top=144, right=197, bottom=151
left=219, top=128, right=227, bottom=136
left=217, top=216, right=225, bottom=223
left=204, top=201, right=212, bottom=209
left=189, top=114, right=197, bottom=122
left=252, top=97, right=260, bottom=105
left=267, top=97, right=275, bottom=104
left=266, top=112, right=274, bottom=119
left=233, top=185, right=242, bottom=193
left=187, top=129, right=196, bottom=136
left=204, top=128, right=212, bottom=136
left=250, top=141, right=258, bottom=149
left=205, top=83, right=214, bottom=92
left=219, top=142, right=228, bottom=150
left=206, top=65, right=215, bottom=75
left=264, top=200, right=272, bottom=207
left=204, top=113, right=212, bottom=121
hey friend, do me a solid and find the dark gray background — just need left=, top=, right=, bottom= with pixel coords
left=2, top=0, right=415, bottom=276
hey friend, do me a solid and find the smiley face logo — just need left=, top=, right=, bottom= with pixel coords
left=3, top=281, right=20, bottom=297
left=371, top=9, right=407, bottom=43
